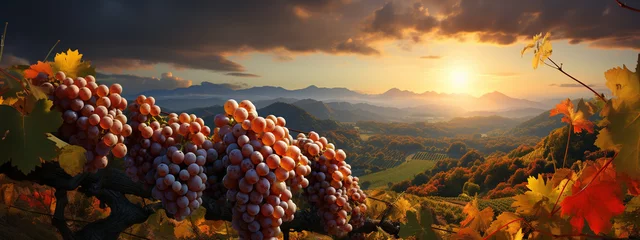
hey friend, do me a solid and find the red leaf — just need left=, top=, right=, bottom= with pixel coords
left=560, top=159, right=625, bottom=234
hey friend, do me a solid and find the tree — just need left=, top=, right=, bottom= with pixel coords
left=459, top=150, right=485, bottom=167
left=447, top=141, right=468, bottom=157
left=463, top=182, right=480, bottom=196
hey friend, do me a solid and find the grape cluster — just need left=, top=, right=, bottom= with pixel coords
left=123, top=95, right=168, bottom=184
left=123, top=96, right=211, bottom=220
left=43, top=71, right=131, bottom=172
left=297, top=131, right=367, bottom=238
left=151, top=143, right=209, bottom=221
left=207, top=99, right=311, bottom=239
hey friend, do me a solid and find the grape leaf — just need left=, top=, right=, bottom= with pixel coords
left=513, top=229, right=523, bottom=240
left=23, top=61, right=53, bottom=79
left=521, top=32, right=552, bottom=70
left=453, top=228, right=482, bottom=240
left=595, top=103, right=640, bottom=177
left=576, top=99, right=597, bottom=120
left=47, top=133, right=87, bottom=176
left=0, top=99, right=63, bottom=173
left=529, top=215, right=574, bottom=240
left=461, top=198, right=494, bottom=232
left=399, top=209, right=438, bottom=239
left=0, top=68, right=25, bottom=99
left=604, top=65, right=640, bottom=107
left=560, top=159, right=625, bottom=234
left=51, top=49, right=96, bottom=79
left=511, top=174, right=571, bottom=216
left=485, top=212, right=521, bottom=240
left=550, top=168, right=573, bottom=188
left=550, top=98, right=594, bottom=133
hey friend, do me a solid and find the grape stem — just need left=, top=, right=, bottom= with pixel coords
left=43, top=40, right=60, bottom=62
left=562, top=124, right=572, bottom=168
left=615, top=0, right=640, bottom=12
left=545, top=58, right=607, bottom=103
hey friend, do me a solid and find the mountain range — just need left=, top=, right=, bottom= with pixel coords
left=127, top=82, right=564, bottom=123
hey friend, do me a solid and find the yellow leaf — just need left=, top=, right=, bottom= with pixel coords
left=513, top=228, right=524, bottom=240
left=461, top=198, right=494, bottom=232
left=0, top=96, right=18, bottom=106
left=452, top=227, right=482, bottom=240
left=604, top=65, right=640, bottom=107
left=52, top=49, right=95, bottom=79
left=58, top=145, right=87, bottom=176
left=486, top=212, right=521, bottom=240
left=511, top=174, right=571, bottom=216
left=523, top=32, right=553, bottom=70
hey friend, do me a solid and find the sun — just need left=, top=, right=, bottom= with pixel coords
left=449, top=68, right=469, bottom=91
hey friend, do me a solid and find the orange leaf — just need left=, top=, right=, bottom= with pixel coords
left=550, top=98, right=572, bottom=120
left=24, top=61, right=53, bottom=79
left=550, top=98, right=595, bottom=134
left=560, top=159, right=625, bottom=234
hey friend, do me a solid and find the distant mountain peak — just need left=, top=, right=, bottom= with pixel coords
left=306, top=85, right=319, bottom=89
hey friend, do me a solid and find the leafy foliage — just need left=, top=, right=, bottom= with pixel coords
left=460, top=198, right=494, bottom=232
left=560, top=159, right=625, bottom=234
left=512, top=174, right=570, bottom=216
left=399, top=209, right=438, bottom=239
left=596, top=64, right=640, bottom=177
left=0, top=99, right=62, bottom=173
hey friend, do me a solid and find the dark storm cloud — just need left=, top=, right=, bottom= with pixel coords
left=363, top=2, right=439, bottom=40
left=1, top=0, right=638, bottom=73
left=0, top=0, right=377, bottom=72
left=435, top=0, right=640, bottom=48
left=225, top=73, right=261, bottom=78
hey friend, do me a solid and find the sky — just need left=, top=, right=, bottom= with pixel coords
left=1, top=0, right=639, bottom=100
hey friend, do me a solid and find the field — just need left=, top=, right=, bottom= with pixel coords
left=359, top=133, right=375, bottom=141
left=409, top=152, right=448, bottom=161
left=359, top=160, right=436, bottom=189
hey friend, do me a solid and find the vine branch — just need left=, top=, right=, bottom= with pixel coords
left=615, top=0, right=640, bottom=12
left=545, top=58, right=607, bottom=103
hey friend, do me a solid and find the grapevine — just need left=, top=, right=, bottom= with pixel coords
left=0, top=28, right=639, bottom=240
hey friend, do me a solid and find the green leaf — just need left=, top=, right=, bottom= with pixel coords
left=0, top=99, right=63, bottom=173
left=399, top=208, right=438, bottom=239
left=0, top=69, right=25, bottom=99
